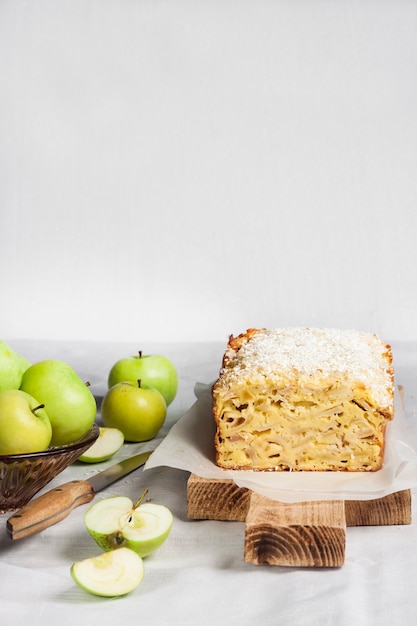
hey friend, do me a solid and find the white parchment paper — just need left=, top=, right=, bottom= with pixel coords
left=145, top=383, right=417, bottom=502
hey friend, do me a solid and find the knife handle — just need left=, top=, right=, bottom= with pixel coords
left=6, top=480, right=95, bottom=540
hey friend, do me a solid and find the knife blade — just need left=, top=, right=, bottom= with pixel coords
left=6, top=450, right=152, bottom=541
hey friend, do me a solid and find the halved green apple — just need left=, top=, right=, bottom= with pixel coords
left=78, top=426, right=124, bottom=463
left=70, top=547, right=144, bottom=597
left=84, top=493, right=173, bottom=558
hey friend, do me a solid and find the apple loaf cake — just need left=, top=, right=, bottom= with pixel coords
left=212, top=327, right=394, bottom=472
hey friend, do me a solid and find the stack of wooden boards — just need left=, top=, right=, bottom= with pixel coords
left=187, top=474, right=411, bottom=567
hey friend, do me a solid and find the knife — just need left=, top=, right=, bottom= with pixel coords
left=6, top=450, right=152, bottom=541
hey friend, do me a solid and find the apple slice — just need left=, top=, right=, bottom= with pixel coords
left=85, top=492, right=173, bottom=558
left=78, top=427, right=124, bottom=463
left=70, top=547, right=144, bottom=597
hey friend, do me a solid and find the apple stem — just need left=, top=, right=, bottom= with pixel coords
left=133, top=488, right=149, bottom=510
left=138, top=350, right=142, bottom=359
left=85, top=381, right=91, bottom=387
left=33, top=404, right=45, bottom=412
left=126, top=489, right=149, bottom=523
left=137, top=379, right=142, bottom=388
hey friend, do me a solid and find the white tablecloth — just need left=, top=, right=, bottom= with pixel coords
left=1, top=339, right=417, bottom=625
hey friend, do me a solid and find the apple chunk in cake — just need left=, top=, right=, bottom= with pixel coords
left=212, top=328, right=394, bottom=472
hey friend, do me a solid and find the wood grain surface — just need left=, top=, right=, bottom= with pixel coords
left=187, top=474, right=412, bottom=567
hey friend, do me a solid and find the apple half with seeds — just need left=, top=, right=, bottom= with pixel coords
left=70, top=547, right=144, bottom=597
left=78, top=427, right=124, bottom=463
left=85, top=493, right=173, bottom=558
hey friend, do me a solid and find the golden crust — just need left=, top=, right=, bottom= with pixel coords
left=212, top=327, right=394, bottom=472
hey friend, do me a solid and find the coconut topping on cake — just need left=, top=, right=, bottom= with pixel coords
left=219, top=327, right=393, bottom=409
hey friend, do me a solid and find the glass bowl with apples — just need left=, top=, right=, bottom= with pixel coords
left=0, top=347, right=100, bottom=513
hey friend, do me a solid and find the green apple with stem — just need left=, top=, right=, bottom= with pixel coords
left=0, top=389, right=52, bottom=454
left=84, top=490, right=173, bottom=558
left=20, top=360, right=97, bottom=446
left=70, top=547, right=144, bottom=597
left=108, top=352, right=178, bottom=406
left=101, top=380, right=166, bottom=442
left=78, top=427, right=124, bottom=463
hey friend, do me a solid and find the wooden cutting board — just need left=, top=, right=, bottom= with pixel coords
left=187, top=474, right=411, bottom=567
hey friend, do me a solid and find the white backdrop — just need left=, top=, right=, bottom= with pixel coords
left=1, top=0, right=416, bottom=343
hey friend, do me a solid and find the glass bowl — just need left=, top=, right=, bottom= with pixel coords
left=0, top=423, right=99, bottom=513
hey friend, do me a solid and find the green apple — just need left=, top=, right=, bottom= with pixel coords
left=108, top=352, right=178, bottom=406
left=20, top=360, right=97, bottom=447
left=70, top=547, right=144, bottom=597
left=0, top=340, right=29, bottom=391
left=101, top=381, right=166, bottom=442
left=78, top=427, right=124, bottom=463
left=0, top=389, right=52, bottom=454
left=84, top=493, right=173, bottom=558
